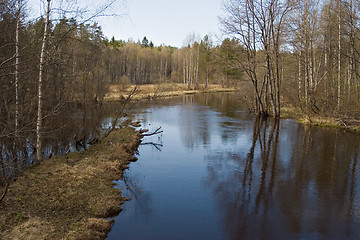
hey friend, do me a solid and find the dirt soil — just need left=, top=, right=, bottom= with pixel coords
left=0, top=126, right=142, bottom=240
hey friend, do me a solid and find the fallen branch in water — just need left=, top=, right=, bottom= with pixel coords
left=0, top=182, right=9, bottom=202
left=141, top=127, right=163, bottom=137
left=140, top=142, right=163, bottom=151
left=102, top=86, right=138, bottom=141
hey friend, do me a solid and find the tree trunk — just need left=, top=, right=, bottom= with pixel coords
left=15, top=0, right=21, bottom=136
left=36, top=0, right=51, bottom=162
left=324, top=45, right=328, bottom=99
left=195, top=47, right=199, bottom=88
left=347, top=57, right=352, bottom=103
left=298, top=51, right=302, bottom=100
left=337, top=0, right=341, bottom=111
left=183, top=57, right=185, bottom=84
left=205, top=66, right=209, bottom=89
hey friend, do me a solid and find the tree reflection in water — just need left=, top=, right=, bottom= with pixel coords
left=205, top=117, right=360, bottom=240
left=0, top=102, right=129, bottom=183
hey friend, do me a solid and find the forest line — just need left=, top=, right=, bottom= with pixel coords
left=1, top=0, right=360, bottom=163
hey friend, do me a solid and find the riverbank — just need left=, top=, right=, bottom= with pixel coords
left=106, top=84, right=360, bottom=132
left=281, top=106, right=360, bottom=133
left=0, top=126, right=141, bottom=239
left=104, top=83, right=236, bottom=101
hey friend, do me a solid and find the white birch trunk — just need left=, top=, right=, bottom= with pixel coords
left=15, top=0, right=21, bottom=136
left=324, top=46, right=328, bottom=98
left=304, top=48, right=309, bottom=107
left=195, top=46, right=199, bottom=86
left=36, top=0, right=51, bottom=161
left=189, top=50, right=193, bottom=87
left=183, top=57, right=186, bottom=85
left=348, top=56, right=352, bottom=103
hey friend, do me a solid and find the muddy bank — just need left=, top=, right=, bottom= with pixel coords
left=0, top=126, right=142, bottom=239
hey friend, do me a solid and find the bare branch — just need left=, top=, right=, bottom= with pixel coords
left=141, top=127, right=163, bottom=137
left=140, top=142, right=163, bottom=151
left=101, top=86, right=139, bottom=140
left=0, top=182, right=9, bottom=203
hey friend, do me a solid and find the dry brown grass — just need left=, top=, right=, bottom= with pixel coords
left=281, top=106, right=360, bottom=132
left=0, top=126, right=141, bottom=240
left=104, top=83, right=236, bottom=101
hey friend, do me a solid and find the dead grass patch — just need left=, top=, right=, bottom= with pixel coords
left=281, top=106, right=360, bottom=132
left=0, top=126, right=141, bottom=239
left=104, top=83, right=236, bottom=102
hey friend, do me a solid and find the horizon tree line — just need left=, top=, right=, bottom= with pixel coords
left=1, top=0, right=360, bottom=176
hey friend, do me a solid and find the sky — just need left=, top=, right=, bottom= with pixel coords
left=93, top=0, right=225, bottom=47
left=26, top=0, right=225, bottom=48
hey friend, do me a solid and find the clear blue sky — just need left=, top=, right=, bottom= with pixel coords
left=27, top=0, right=224, bottom=48
left=98, top=0, right=224, bottom=47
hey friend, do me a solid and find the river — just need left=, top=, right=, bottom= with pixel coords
left=107, top=92, right=360, bottom=240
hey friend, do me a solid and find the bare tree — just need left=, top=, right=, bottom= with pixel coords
left=35, top=0, right=123, bottom=161
left=14, top=0, right=21, bottom=136
left=338, top=0, right=342, bottom=110
left=36, top=0, right=51, bottom=162
left=221, top=0, right=294, bottom=117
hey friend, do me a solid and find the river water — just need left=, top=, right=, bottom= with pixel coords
left=107, top=93, right=360, bottom=240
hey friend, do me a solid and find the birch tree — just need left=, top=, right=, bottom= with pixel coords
left=337, top=0, right=342, bottom=110
left=36, top=0, right=51, bottom=161
left=14, top=0, right=21, bottom=136
left=221, top=0, right=294, bottom=117
left=292, top=0, right=325, bottom=113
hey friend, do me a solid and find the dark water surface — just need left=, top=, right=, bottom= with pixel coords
left=107, top=93, right=360, bottom=240
left=0, top=102, right=127, bottom=179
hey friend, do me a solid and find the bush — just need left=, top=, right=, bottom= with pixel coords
left=118, top=76, right=130, bottom=92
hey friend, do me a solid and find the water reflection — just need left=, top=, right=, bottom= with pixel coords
left=108, top=93, right=360, bottom=239
left=121, top=172, right=153, bottom=219
left=205, top=117, right=360, bottom=239
left=0, top=102, right=129, bottom=182
left=9, top=92, right=357, bottom=239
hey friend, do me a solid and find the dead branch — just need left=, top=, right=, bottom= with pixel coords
left=140, top=142, right=163, bottom=151
left=141, top=127, right=163, bottom=137
left=339, top=119, right=347, bottom=127
left=0, top=182, right=9, bottom=202
left=101, top=86, right=138, bottom=140
left=87, top=137, right=99, bottom=145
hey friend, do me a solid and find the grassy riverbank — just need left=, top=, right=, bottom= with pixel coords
left=2, top=88, right=358, bottom=239
left=106, top=83, right=360, bottom=132
left=281, top=106, right=360, bottom=132
left=0, top=126, right=141, bottom=240
left=104, top=83, right=236, bottom=101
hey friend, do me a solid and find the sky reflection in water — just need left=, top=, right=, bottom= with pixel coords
left=108, top=93, right=360, bottom=240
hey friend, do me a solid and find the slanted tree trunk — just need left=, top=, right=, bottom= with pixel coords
left=36, top=0, right=51, bottom=162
